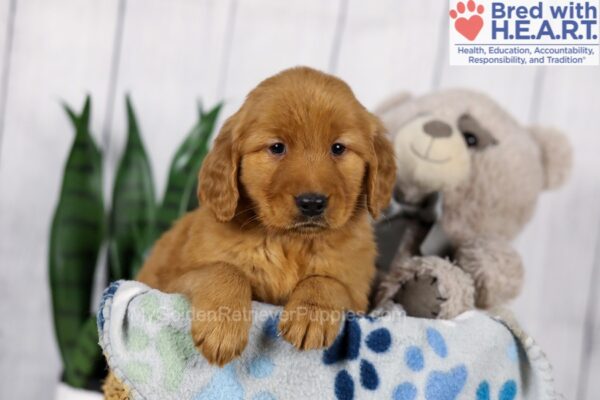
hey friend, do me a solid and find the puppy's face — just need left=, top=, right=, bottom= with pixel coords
left=239, top=99, right=371, bottom=232
left=199, top=67, right=396, bottom=234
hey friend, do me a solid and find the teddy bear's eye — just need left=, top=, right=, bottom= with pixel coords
left=458, top=114, right=498, bottom=150
left=463, top=132, right=478, bottom=147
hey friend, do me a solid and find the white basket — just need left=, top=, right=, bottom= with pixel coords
left=55, top=382, right=103, bottom=400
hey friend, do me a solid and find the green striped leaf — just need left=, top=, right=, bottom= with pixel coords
left=49, top=96, right=104, bottom=379
left=155, top=102, right=222, bottom=234
left=128, top=103, right=221, bottom=278
left=63, top=316, right=104, bottom=388
left=185, top=103, right=222, bottom=212
left=108, top=96, right=156, bottom=281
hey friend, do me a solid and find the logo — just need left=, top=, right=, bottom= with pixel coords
left=450, top=0, right=485, bottom=41
left=449, top=0, right=600, bottom=66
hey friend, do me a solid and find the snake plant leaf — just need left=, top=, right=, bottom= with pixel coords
left=49, top=95, right=104, bottom=376
left=63, top=316, right=104, bottom=388
left=128, top=223, right=153, bottom=278
left=184, top=105, right=221, bottom=212
left=108, top=95, right=156, bottom=281
left=128, top=103, right=222, bottom=279
left=156, top=102, right=222, bottom=233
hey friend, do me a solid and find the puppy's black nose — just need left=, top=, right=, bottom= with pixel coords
left=295, top=193, right=328, bottom=217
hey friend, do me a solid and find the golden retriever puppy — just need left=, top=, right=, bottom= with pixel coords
left=137, top=66, right=396, bottom=366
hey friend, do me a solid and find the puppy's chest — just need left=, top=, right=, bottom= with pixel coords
left=227, top=237, right=328, bottom=304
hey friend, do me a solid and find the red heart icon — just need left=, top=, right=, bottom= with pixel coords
left=454, top=15, right=483, bottom=41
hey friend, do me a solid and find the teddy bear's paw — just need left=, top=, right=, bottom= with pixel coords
left=455, top=237, right=524, bottom=309
left=393, top=257, right=475, bottom=319
left=393, top=271, right=445, bottom=318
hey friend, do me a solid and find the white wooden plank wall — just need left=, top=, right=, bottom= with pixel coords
left=529, top=67, right=600, bottom=400
left=336, top=0, right=447, bottom=107
left=0, top=1, right=598, bottom=398
left=0, top=0, right=121, bottom=398
left=221, top=0, right=343, bottom=123
left=0, top=0, right=15, bottom=155
left=107, top=0, right=234, bottom=197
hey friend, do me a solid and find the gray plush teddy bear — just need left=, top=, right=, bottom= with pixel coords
left=372, top=89, right=572, bottom=319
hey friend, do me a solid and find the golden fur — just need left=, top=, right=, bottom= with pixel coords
left=136, top=67, right=396, bottom=366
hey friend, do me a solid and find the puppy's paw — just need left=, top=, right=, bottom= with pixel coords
left=278, top=303, right=342, bottom=350
left=191, top=310, right=250, bottom=366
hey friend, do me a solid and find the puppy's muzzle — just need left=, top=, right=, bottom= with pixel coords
left=295, top=193, right=328, bottom=217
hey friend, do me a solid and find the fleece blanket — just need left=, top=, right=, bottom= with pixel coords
left=98, top=281, right=558, bottom=400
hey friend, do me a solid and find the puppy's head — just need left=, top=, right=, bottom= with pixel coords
left=198, top=67, right=396, bottom=234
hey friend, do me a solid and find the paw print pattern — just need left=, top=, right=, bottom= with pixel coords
left=476, top=380, right=517, bottom=400
left=449, top=0, right=484, bottom=41
left=263, top=314, right=281, bottom=339
left=193, top=315, right=280, bottom=400
left=322, top=315, right=392, bottom=400
left=393, top=328, right=467, bottom=400
left=118, top=293, right=197, bottom=393
left=194, top=364, right=243, bottom=400
left=193, top=356, right=279, bottom=400
left=474, top=340, right=519, bottom=400
left=506, top=339, right=519, bottom=364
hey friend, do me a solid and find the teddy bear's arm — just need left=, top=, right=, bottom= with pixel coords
left=454, top=237, right=524, bottom=309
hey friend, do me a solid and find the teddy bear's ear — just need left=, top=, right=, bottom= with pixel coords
left=374, top=92, right=413, bottom=116
left=530, top=126, right=573, bottom=190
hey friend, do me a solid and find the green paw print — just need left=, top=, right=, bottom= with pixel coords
left=157, top=326, right=196, bottom=391
left=124, top=294, right=195, bottom=392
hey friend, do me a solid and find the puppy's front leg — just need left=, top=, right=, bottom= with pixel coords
left=279, top=275, right=355, bottom=350
left=166, top=263, right=252, bottom=366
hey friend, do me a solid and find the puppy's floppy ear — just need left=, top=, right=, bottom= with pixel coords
left=198, top=115, right=241, bottom=222
left=530, top=126, right=573, bottom=190
left=366, top=115, right=397, bottom=218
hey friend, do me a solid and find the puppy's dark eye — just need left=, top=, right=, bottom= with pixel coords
left=463, top=132, right=478, bottom=147
left=268, top=142, right=286, bottom=155
left=331, top=143, right=346, bottom=156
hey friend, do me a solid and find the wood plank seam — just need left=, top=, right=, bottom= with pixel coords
left=101, top=0, right=128, bottom=158
left=575, top=212, right=600, bottom=400
left=216, top=0, right=239, bottom=101
left=94, top=0, right=128, bottom=302
left=0, top=0, right=18, bottom=170
left=327, top=0, right=348, bottom=74
left=528, top=67, right=546, bottom=124
left=431, top=3, right=449, bottom=91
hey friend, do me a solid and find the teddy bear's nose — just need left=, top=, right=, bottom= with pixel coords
left=423, top=120, right=452, bottom=138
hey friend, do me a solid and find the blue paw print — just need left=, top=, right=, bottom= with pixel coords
left=506, top=338, right=519, bottom=364
left=473, top=339, right=519, bottom=400
left=193, top=315, right=280, bottom=400
left=322, top=315, right=392, bottom=400
left=194, top=364, right=243, bottom=400
left=263, top=314, right=280, bottom=340
left=393, top=327, right=467, bottom=400
left=476, top=379, right=517, bottom=400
